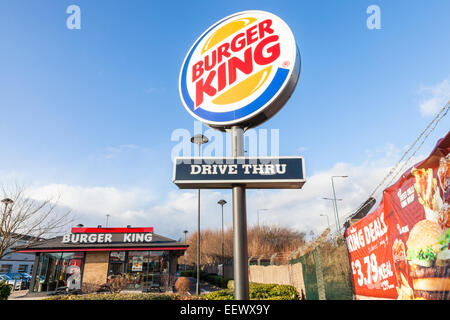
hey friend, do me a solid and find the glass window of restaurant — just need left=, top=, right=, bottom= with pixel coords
left=107, top=251, right=170, bottom=291
left=33, top=252, right=84, bottom=292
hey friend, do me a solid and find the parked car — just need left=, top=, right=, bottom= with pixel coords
left=0, top=274, right=22, bottom=291
left=19, top=273, right=31, bottom=280
left=20, top=273, right=32, bottom=285
left=9, top=273, right=31, bottom=289
left=4, top=273, right=28, bottom=289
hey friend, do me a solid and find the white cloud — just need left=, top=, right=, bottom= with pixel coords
left=26, top=184, right=156, bottom=231
left=245, top=161, right=389, bottom=235
left=103, top=144, right=150, bottom=159
left=418, top=78, right=450, bottom=116
left=27, top=184, right=153, bottom=215
left=22, top=143, right=428, bottom=240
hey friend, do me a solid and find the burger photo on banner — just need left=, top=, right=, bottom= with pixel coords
left=389, top=136, right=449, bottom=300
left=400, top=156, right=449, bottom=300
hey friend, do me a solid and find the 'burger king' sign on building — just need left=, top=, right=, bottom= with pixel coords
left=179, top=10, right=300, bottom=130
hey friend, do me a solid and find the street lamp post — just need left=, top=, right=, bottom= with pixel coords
left=1, top=198, right=14, bottom=216
left=105, top=214, right=110, bottom=227
left=257, top=209, right=268, bottom=228
left=331, top=175, right=348, bottom=234
left=191, top=134, right=209, bottom=295
left=217, top=200, right=227, bottom=267
left=322, top=197, right=342, bottom=234
left=183, top=230, right=188, bottom=270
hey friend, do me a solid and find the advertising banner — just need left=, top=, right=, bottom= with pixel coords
left=132, top=256, right=144, bottom=272
left=345, top=132, right=449, bottom=300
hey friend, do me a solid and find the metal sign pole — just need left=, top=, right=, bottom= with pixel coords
left=196, top=144, right=201, bottom=295
left=196, top=187, right=201, bottom=295
left=230, top=126, right=249, bottom=300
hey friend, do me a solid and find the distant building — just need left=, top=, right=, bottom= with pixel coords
left=0, top=234, right=41, bottom=274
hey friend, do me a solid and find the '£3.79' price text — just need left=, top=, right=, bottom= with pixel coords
left=351, top=253, right=395, bottom=290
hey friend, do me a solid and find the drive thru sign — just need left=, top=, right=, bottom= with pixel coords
left=174, top=156, right=305, bottom=189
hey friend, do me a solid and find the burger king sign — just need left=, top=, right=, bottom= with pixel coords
left=179, top=10, right=300, bottom=130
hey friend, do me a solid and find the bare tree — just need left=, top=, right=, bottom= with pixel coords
left=185, top=225, right=307, bottom=266
left=0, top=184, right=75, bottom=259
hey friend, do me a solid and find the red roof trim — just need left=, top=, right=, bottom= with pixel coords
left=71, top=227, right=154, bottom=234
left=18, top=246, right=187, bottom=253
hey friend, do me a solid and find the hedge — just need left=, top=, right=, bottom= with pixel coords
left=179, top=270, right=198, bottom=278
left=45, top=293, right=205, bottom=300
left=203, top=282, right=299, bottom=300
left=203, top=274, right=232, bottom=288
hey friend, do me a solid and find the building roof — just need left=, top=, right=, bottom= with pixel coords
left=15, top=232, right=188, bottom=253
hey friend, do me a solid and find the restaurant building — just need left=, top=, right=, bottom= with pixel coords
left=15, top=226, right=188, bottom=295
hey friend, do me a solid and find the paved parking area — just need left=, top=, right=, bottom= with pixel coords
left=8, top=290, right=45, bottom=300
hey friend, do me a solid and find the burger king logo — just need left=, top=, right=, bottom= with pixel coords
left=179, top=10, right=300, bottom=129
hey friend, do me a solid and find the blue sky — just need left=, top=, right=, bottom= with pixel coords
left=0, top=1, right=449, bottom=239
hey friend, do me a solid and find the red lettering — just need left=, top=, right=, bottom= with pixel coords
left=246, top=25, right=258, bottom=46
left=254, top=35, right=280, bottom=66
left=192, top=61, right=204, bottom=82
left=204, top=50, right=217, bottom=71
left=258, top=19, right=274, bottom=39
left=230, top=32, right=246, bottom=52
left=217, top=43, right=230, bottom=64
left=228, top=47, right=253, bottom=86
left=195, top=70, right=217, bottom=107
left=217, top=62, right=227, bottom=92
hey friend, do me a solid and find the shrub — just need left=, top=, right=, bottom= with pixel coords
left=175, top=277, right=192, bottom=294
left=249, top=283, right=299, bottom=300
left=180, top=270, right=208, bottom=278
left=0, top=281, right=12, bottom=300
left=179, top=271, right=231, bottom=288
left=203, top=274, right=232, bottom=288
left=179, top=270, right=195, bottom=277
left=203, top=282, right=299, bottom=300
left=203, top=289, right=234, bottom=300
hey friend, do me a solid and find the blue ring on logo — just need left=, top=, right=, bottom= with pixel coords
left=180, top=17, right=289, bottom=123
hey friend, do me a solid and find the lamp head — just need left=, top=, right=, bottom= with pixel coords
left=190, top=134, right=209, bottom=145
left=1, top=198, right=13, bottom=205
